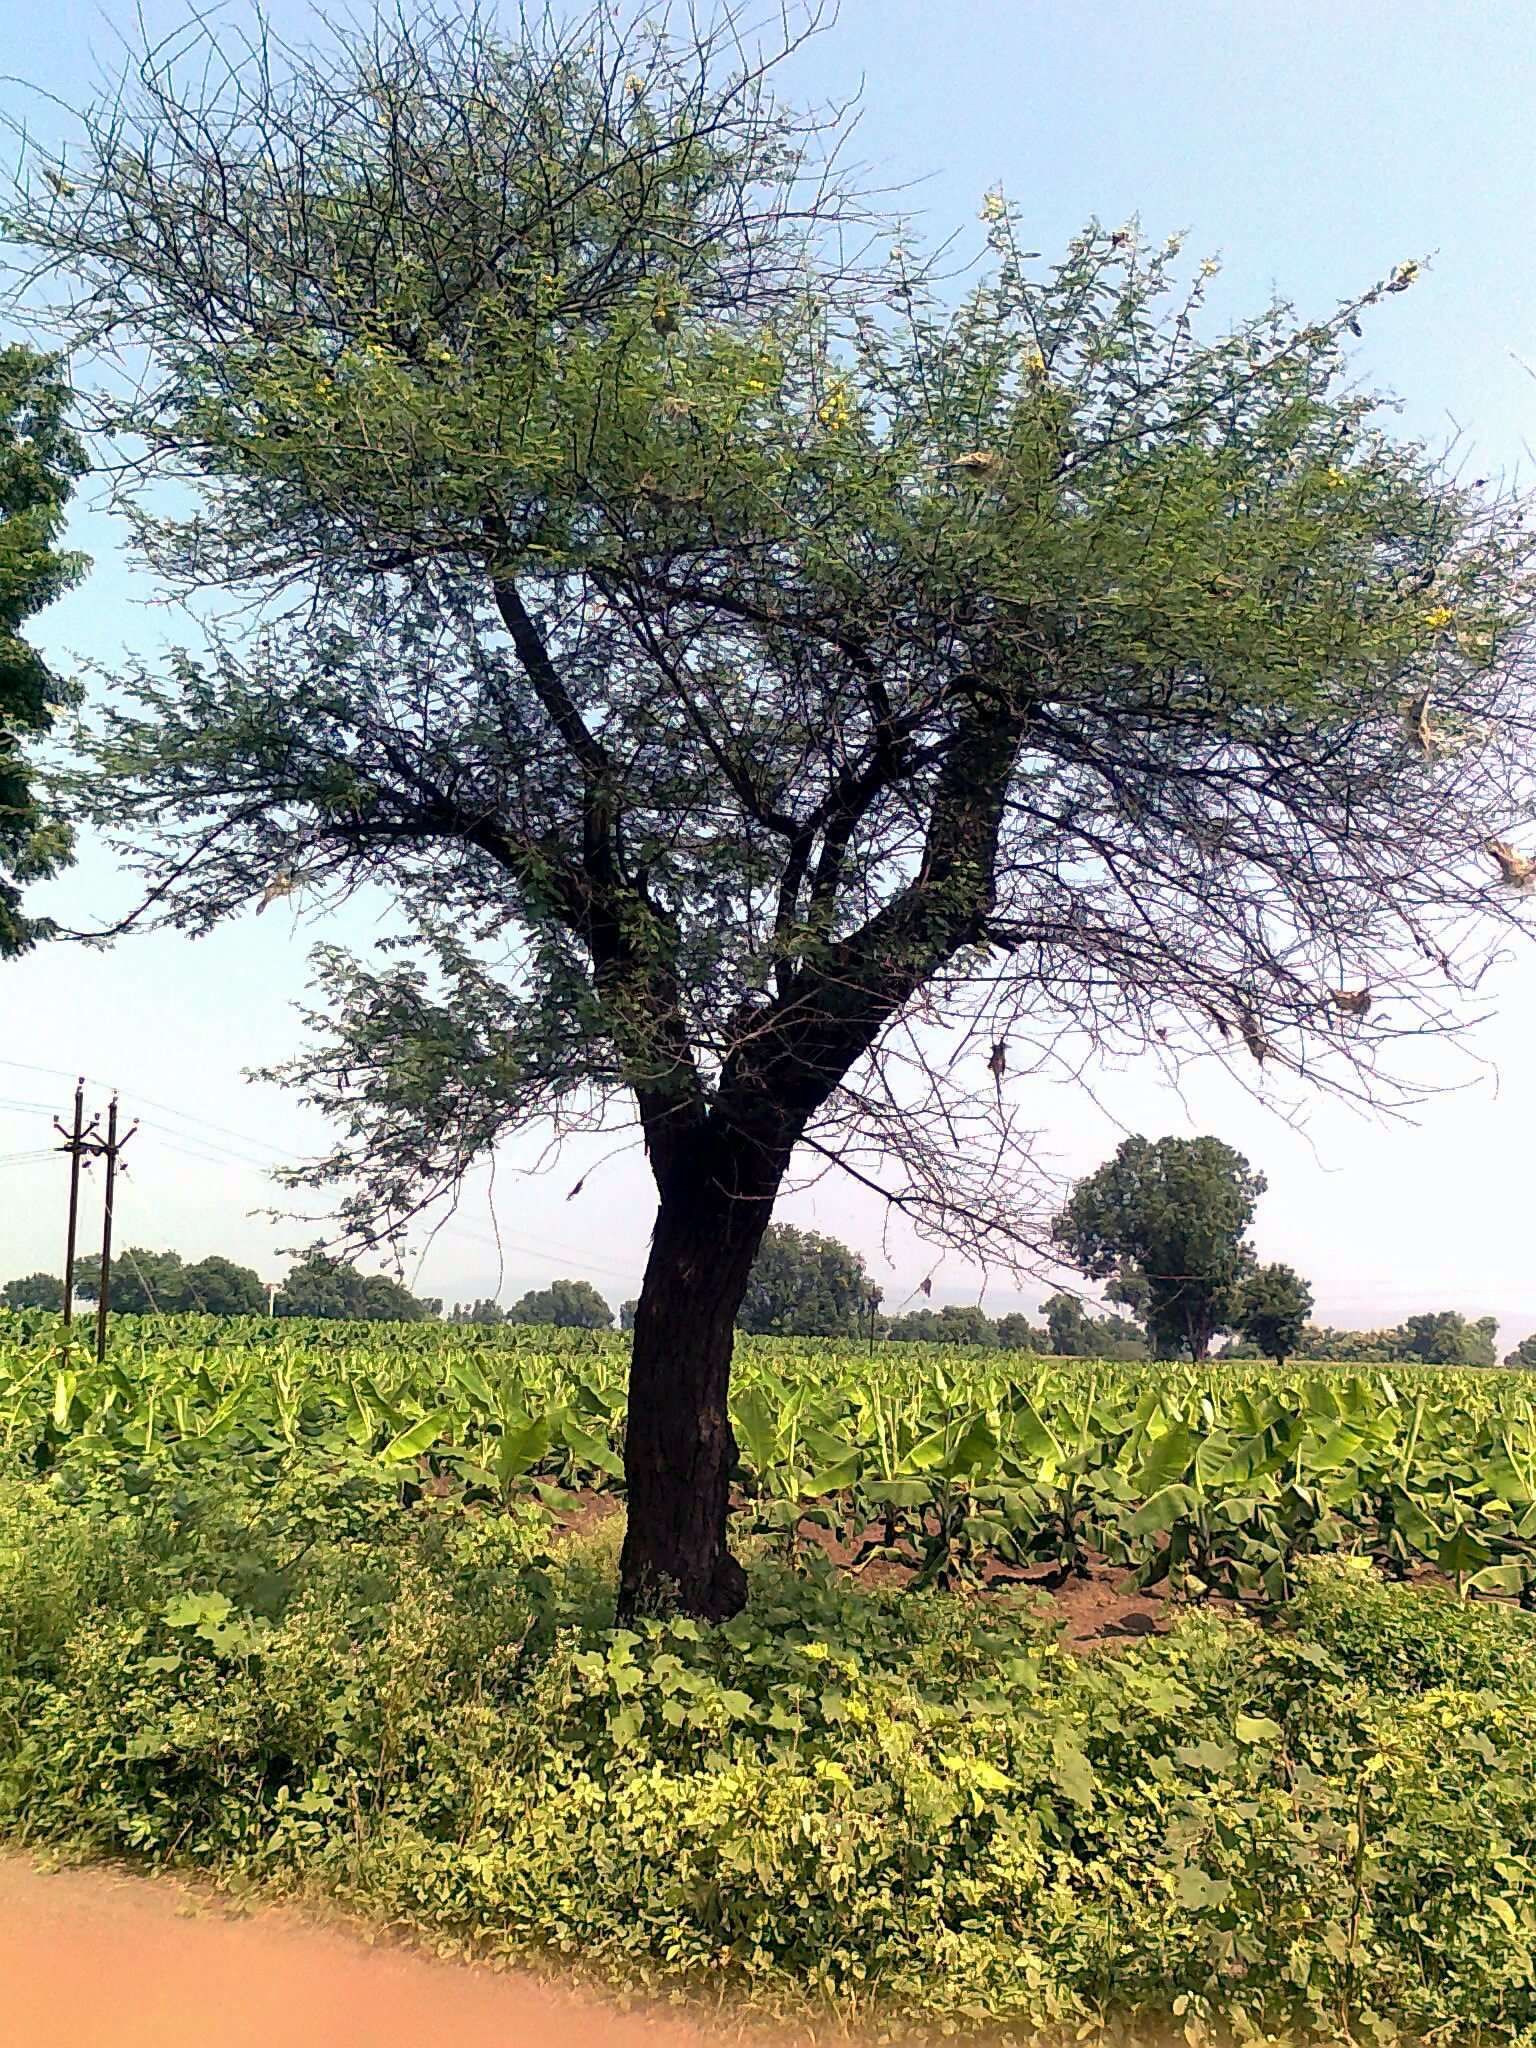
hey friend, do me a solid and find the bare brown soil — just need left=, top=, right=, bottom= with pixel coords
left=546, top=1491, right=1238, bottom=1649
left=0, top=1857, right=815, bottom=2048
left=541, top=1489, right=1507, bottom=1648
left=1042, top=1570, right=1172, bottom=1648
left=793, top=1511, right=1184, bottom=1643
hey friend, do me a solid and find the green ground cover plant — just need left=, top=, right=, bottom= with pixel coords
left=2, top=1314, right=1536, bottom=2040
left=1, top=1469, right=1533, bottom=2042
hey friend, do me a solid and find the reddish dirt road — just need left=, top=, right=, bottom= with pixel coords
left=0, top=1857, right=788, bottom=2048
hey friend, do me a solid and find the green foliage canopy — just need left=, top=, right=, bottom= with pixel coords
left=0, top=342, right=87, bottom=955
left=738, top=1223, right=872, bottom=1337
left=1235, top=1262, right=1315, bottom=1367
left=0, top=1270, right=63, bottom=1310
left=1401, top=1310, right=1498, bottom=1368
left=1055, top=1136, right=1265, bottom=1360
left=881, top=1300, right=1001, bottom=1347
left=277, top=1252, right=439, bottom=1322
left=74, top=1246, right=267, bottom=1316
left=10, top=6, right=1536, bottom=1271
left=504, top=1278, right=613, bottom=1329
left=1040, top=1290, right=1149, bottom=1359
left=448, top=1297, right=507, bottom=1326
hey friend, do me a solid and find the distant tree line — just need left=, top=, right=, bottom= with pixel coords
left=1, top=1250, right=624, bottom=1329
left=717, top=1173, right=1528, bottom=1369
left=1222, top=1311, right=1506, bottom=1368
left=1, top=1248, right=440, bottom=1320
left=448, top=1279, right=613, bottom=1328
left=880, top=1294, right=1149, bottom=1357
left=718, top=1223, right=1147, bottom=1355
left=7, top=1197, right=1523, bottom=1368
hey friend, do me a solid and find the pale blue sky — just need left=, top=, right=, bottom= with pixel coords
left=2, top=0, right=1535, bottom=1342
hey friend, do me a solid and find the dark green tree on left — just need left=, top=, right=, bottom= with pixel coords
left=74, top=1246, right=268, bottom=1314
left=0, top=343, right=87, bottom=955
left=2, top=1271, right=65, bottom=1309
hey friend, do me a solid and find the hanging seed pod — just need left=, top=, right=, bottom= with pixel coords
left=1403, top=688, right=1436, bottom=757
left=1238, top=1010, right=1269, bottom=1065
left=257, top=872, right=299, bottom=914
left=1486, top=838, right=1535, bottom=890
left=1328, top=988, right=1373, bottom=1018
left=948, top=449, right=1004, bottom=478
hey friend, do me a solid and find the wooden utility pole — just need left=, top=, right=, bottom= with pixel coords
left=53, top=1078, right=98, bottom=1355
left=92, top=1096, right=137, bottom=1365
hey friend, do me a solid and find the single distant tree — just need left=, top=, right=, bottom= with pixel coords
left=2, top=1270, right=64, bottom=1309
left=1400, top=1310, right=1497, bottom=1367
left=737, top=1223, right=871, bottom=1338
left=1505, top=1334, right=1536, bottom=1369
left=278, top=1252, right=438, bottom=1322
left=504, top=1278, right=613, bottom=1329
left=19, top=12, right=1536, bottom=1615
left=1056, top=1137, right=1264, bottom=1362
left=0, top=342, right=88, bottom=956
left=932, top=1302, right=999, bottom=1347
left=1043, top=1292, right=1096, bottom=1357
left=993, top=1311, right=1042, bottom=1351
left=620, top=1299, right=639, bottom=1333
left=75, top=1246, right=191, bottom=1314
left=181, top=1253, right=267, bottom=1316
left=1235, top=1263, right=1315, bottom=1367
left=449, top=1297, right=506, bottom=1326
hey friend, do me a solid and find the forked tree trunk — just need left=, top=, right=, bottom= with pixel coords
left=617, top=1134, right=783, bottom=1622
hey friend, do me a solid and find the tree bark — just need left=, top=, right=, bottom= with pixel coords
left=618, top=1125, right=785, bottom=1622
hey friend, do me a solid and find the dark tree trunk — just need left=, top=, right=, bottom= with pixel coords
left=617, top=1126, right=786, bottom=1622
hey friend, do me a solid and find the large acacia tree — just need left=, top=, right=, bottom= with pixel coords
left=10, top=6, right=1536, bottom=1616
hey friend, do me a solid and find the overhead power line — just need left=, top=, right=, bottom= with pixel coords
left=3, top=1060, right=648, bottom=1301
left=0, top=1058, right=291, bottom=1160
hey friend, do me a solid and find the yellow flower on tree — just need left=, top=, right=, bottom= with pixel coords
left=816, top=379, right=852, bottom=431
left=1422, top=604, right=1454, bottom=630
